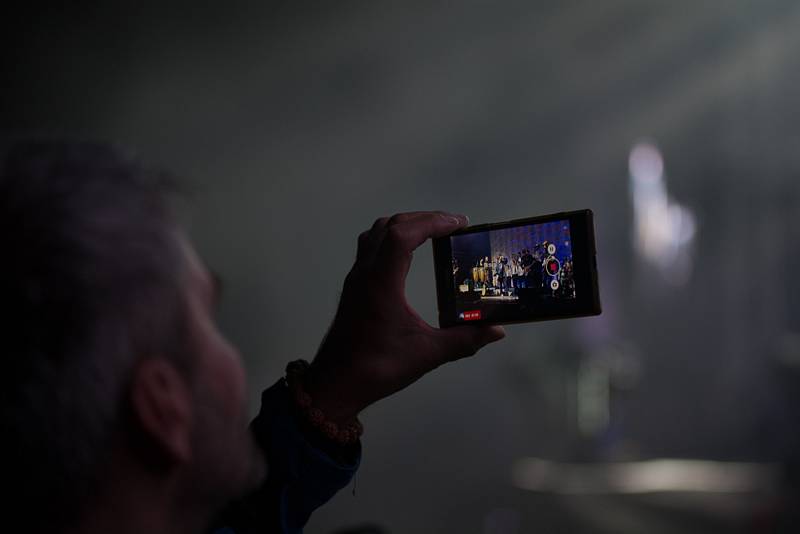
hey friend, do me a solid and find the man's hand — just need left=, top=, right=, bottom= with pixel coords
left=304, top=211, right=506, bottom=424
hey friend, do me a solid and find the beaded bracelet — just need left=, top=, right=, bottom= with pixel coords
left=285, top=359, right=364, bottom=446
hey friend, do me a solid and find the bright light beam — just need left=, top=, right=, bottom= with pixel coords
left=512, top=457, right=779, bottom=494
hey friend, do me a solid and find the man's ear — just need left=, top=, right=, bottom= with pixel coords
left=130, top=358, right=194, bottom=464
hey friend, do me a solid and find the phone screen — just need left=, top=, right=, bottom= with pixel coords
left=433, top=210, right=600, bottom=326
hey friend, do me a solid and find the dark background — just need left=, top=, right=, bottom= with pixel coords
left=452, top=231, right=491, bottom=284
left=4, top=2, right=800, bottom=532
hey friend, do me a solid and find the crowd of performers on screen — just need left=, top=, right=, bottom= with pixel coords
left=452, top=241, right=576, bottom=299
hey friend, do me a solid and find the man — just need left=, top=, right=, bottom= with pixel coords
left=1, top=141, right=505, bottom=534
left=520, top=248, right=542, bottom=297
left=493, top=255, right=502, bottom=293
left=478, top=256, right=490, bottom=296
left=501, top=255, right=512, bottom=296
left=512, top=253, right=525, bottom=290
left=482, top=256, right=492, bottom=290
left=520, top=249, right=534, bottom=285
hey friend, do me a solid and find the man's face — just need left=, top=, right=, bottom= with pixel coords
left=177, top=236, right=265, bottom=504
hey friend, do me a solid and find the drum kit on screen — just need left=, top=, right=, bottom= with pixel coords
left=472, top=265, right=486, bottom=285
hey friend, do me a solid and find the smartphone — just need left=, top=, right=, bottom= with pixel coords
left=432, top=209, right=601, bottom=327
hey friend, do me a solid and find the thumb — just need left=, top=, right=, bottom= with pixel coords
left=435, top=325, right=506, bottom=363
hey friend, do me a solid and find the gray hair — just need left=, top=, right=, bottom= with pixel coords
left=0, top=141, right=189, bottom=530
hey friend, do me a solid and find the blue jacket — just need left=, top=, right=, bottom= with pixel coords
left=211, top=379, right=361, bottom=534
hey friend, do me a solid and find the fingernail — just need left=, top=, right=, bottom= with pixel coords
left=448, top=216, right=461, bottom=225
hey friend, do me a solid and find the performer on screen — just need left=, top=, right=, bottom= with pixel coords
left=521, top=248, right=542, bottom=293
left=502, top=255, right=513, bottom=296
left=493, top=255, right=502, bottom=292
left=520, top=248, right=534, bottom=281
left=482, top=256, right=492, bottom=291
left=512, top=254, right=524, bottom=289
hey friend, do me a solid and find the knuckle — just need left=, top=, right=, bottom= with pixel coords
left=385, top=225, right=405, bottom=244
left=372, top=216, right=389, bottom=229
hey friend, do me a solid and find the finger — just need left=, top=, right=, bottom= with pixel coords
left=356, top=230, right=372, bottom=261
left=356, top=217, right=391, bottom=262
left=371, top=216, right=390, bottom=231
left=373, top=212, right=467, bottom=288
left=380, top=212, right=468, bottom=258
left=385, top=211, right=454, bottom=226
left=434, top=325, right=506, bottom=363
left=370, top=212, right=458, bottom=261
left=360, top=213, right=431, bottom=261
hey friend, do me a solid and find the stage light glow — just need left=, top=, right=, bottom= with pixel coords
left=629, top=141, right=696, bottom=284
left=629, top=143, right=664, bottom=185
left=512, top=457, right=779, bottom=495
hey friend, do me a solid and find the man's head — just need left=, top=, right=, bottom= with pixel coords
left=0, top=141, right=263, bottom=531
